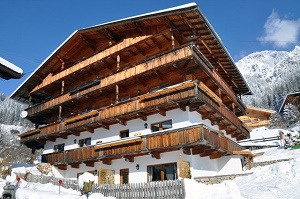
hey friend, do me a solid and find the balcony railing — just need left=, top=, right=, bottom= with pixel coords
left=26, top=44, right=246, bottom=119
left=43, top=145, right=99, bottom=165
left=42, top=124, right=245, bottom=165
left=21, top=80, right=249, bottom=144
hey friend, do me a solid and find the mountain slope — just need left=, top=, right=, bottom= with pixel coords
left=236, top=46, right=300, bottom=110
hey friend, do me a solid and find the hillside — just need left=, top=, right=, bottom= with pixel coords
left=0, top=93, right=33, bottom=129
left=236, top=46, right=300, bottom=111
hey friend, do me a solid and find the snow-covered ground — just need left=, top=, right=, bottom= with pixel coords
left=1, top=128, right=300, bottom=199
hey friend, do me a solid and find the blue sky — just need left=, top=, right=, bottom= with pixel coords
left=1, top=0, right=300, bottom=96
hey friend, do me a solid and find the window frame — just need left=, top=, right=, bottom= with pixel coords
left=147, top=162, right=177, bottom=182
left=54, top=143, right=65, bottom=152
left=120, top=129, right=129, bottom=139
left=151, top=120, right=172, bottom=132
left=78, top=137, right=91, bottom=147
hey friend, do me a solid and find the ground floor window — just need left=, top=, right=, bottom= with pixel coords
left=120, top=168, right=129, bottom=184
left=147, top=163, right=177, bottom=182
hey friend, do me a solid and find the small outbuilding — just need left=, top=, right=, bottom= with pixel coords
left=0, top=57, right=23, bottom=80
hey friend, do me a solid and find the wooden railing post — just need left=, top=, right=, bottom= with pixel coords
left=199, top=124, right=204, bottom=141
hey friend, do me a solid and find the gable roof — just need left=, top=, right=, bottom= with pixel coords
left=0, top=57, right=23, bottom=80
left=11, top=3, right=251, bottom=101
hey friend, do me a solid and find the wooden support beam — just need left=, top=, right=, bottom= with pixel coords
left=48, top=137, right=56, bottom=142
left=231, top=133, right=239, bottom=138
left=102, top=159, right=112, bottom=165
left=134, top=22, right=143, bottom=33
left=136, top=113, right=147, bottom=121
left=136, top=45, right=146, bottom=56
left=60, top=134, right=68, bottom=139
left=200, top=149, right=214, bottom=157
left=124, top=156, right=134, bottom=162
left=73, top=132, right=81, bottom=136
left=189, top=102, right=206, bottom=112
left=192, top=145, right=211, bottom=155
left=156, top=108, right=166, bottom=116
left=57, top=164, right=67, bottom=170
left=182, top=147, right=191, bottom=155
left=103, top=28, right=121, bottom=42
left=70, top=163, right=80, bottom=168
left=151, top=152, right=161, bottom=159
left=84, top=126, right=94, bottom=133
left=210, top=152, right=225, bottom=159
left=98, top=122, right=109, bottom=130
left=177, top=103, right=186, bottom=112
left=79, top=33, right=96, bottom=51
left=116, top=118, right=127, bottom=126
left=85, top=161, right=95, bottom=167
left=218, top=123, right=230, bottom=131
left=151, top=37, right=162, bottom=49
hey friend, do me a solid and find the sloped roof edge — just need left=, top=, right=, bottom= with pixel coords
left=278, top=91, right=300, bottom=112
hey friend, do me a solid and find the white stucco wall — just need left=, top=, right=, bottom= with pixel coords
left=46, top=106, right=244, bottom=182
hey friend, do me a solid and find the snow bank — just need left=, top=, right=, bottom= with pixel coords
left=78, top=172, right=95, bottom=189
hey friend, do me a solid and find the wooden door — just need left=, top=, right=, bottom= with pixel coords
left=120, top=169, right=129, bottom=184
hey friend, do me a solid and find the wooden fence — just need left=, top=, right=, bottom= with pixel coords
left=18, top=173, right=186, bottom=199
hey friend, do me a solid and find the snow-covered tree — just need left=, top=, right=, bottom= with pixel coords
left=269, top=112, right=287, bottom=129
left=282, top=103, right=300, bottom=127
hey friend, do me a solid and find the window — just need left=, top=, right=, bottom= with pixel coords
left=78, top=138, right=91, bottom=147
left=121, top=97, right=130, bottom=102
left=120, top=169, right=129, bottom=184
left=120, top=130, right=129, bottom=139
left=150, top=84, right=169, bottom=93
left=151, top=120, right=172, bottom=132
left=54, top=143, right=65, bottom=152
left=148, top=163, right=177, bottom=182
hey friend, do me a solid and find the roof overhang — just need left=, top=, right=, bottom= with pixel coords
left=0, top=57, right=23, bottom=80
left=10, top=2, right=251, bottom=102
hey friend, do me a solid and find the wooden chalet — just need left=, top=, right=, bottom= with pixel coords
left=239, top=106, right=276, bottom=129
left=11, top=3, right=252, bottom=183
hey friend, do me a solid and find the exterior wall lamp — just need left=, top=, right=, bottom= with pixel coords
left=94, top=169, right=97, bottom=175
left=136, top=164, right=140, bottom=170
left=74, top=139, right=77, bottom=144
left=144, top=123, right=148, bottom=128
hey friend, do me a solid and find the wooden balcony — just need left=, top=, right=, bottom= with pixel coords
left=42, top=145, right=100, bottom=169
left=41, top=124, right=245, bottom=167
left=21, top=80, right=249, bottom=147
left=26, top=44, right=195, bottom=118
left=25, top=44, right=246, bottom=120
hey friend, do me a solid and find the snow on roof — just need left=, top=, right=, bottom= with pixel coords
left=84, top=3, right=197, bottom=30
left=0, top=57, right=23, bottom=74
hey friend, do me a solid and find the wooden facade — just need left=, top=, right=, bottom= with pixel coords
left=11, top=3, right=251, bottom=177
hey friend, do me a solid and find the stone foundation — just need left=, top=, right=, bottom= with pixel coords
left=194, top=173, right=253, bottom=185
